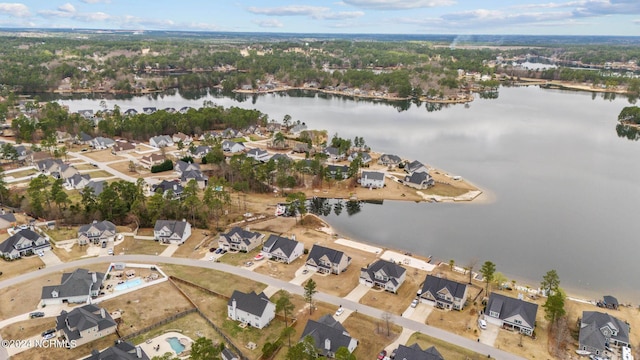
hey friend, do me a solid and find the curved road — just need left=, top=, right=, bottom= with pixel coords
left=0, top=255, right=525, bottom=360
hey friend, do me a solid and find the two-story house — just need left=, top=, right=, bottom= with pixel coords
left=359, top=259, right=406, bottom=293
left=418, top=275, right=469, bottom=310
left=305, top=245, right=351, bottom=275
left=77, top=220, right=117, bottom=246
left=300, top=314, right=358, bottom=358
left=0, top=229, right=50, bottom=260
left=394, top=343, right=444, bottom=360
left=403, top=172, right=435, bottom=189
left=579, top=311, right=630, bottom=356
left=360, top=171, right=385, bottom=189
left=41, top=268, right=105, bottom=305
left=246, top=148, right=270, bottom=162
left=139, top=153, right=165, bottom=169
left=149, top=135, right=173, bottom=148
left=222, top=140, right=245, bottom=153
left=84, top=340, right=149, bottom=360
left=485, top=293, right=538, bottom=336
left=153, top=220, right=192, bottom=244
left=262, top=234, right=304, bottom=264
left=377, top=153, right=402, bottom=167
left=56, top=304, right=117, bottom=347
left=218, top=227, right=264, bottom=252
left=227, top=290, right=276, bottom=329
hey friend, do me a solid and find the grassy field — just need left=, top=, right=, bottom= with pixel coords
left=5, top=168, right=38, bottom=178
left=406, top=332, right=485, bottom=359
left=359, top=267, right=428, bottom=315
left=162, top=264, right=267, bottom=297
left=345, top=312, right=403, bottom=360
left=52, top=244, right=91, bottom=262
left=80, top=149, right=123, bottom=162
left=115, top=237, right=166, bottom=256
left=0, top=317, right=52, bottom=340
left=0, top=256, right=44, bottom=279
left=171, top=229, right=211, bottom=259
left=11, top=334, right=119, bottom=360
left=136, top=228, right=154, bottom=236
left=217, top=246, right=262, bottom=266
left=88, top=170, right=115, bottom=178
left=43, top=226, right=78, bottom=241
left=254, top=258, right=303, bottom=282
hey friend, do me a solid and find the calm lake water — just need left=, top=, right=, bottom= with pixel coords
left=57, top=87, right=640, bottom=301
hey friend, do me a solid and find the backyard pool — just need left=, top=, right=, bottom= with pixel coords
left=166, top=337, right=185, bottom=354
left=114, top=277, right=143, bottom=291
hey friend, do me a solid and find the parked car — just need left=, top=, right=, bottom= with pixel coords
left=377, top=350, right=387, bottom=360
left=209, top=247, right=216, bottom=253
left=478, top=318, right=487, bottom=330
left=107, top=248, right=113, bottom=255
left=215, top=248, right=223, bottom=254
left=30, top=312, right=45, bottom=318
left=37, top=251, right=44, bottom=257
left=335, top=307, right=344, bottom=316
left=410, top=298, right=419, bottom=308
left=42, top=329, right=56, bottom=337
left=43, top=332, right=56, bottom=340
left=245, top=261, right=254, bottom=267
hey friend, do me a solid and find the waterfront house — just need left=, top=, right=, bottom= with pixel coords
left=152, top=180, right=184, bottom=199
left=485, top=293, right=538, bottom=336
left=142, top=107, right=157, bottom=115
left=602, top=295, right=619, bottom=310
left=348, top=152, right=372, bottom=165
left=359, top=259, right=406, bottom=293
left=222, top=140, right=245, bottom=153
left=153, top=219, right=192, bottom=244
left=418, top=275, right=468, bottom=310
left=227, top=290, right=276, bottom=329
left=246, top=148, right=270, bottom=162
left=149, top=135, right=173, bottom=148
left=378, top=153, right=402, bottom=167
left=394, top=343, right=444, bottom=360
left=139, top=153, right=165, bottom=169
left=41, top=268, right=105, bottom=305
left=305, top=245, right=351, bottom=274
left=84, top=340, right=149, bottom=360
left=289, top=123, right=308, bottom=135
left=78, top=109, right=94, bottom=120
left=0, top=229, right=50, bottom=260
left=218, top=227, right=264, bottom=252
left=56, top=304, right=117, bottom=347
left=326, top=165, right=349, bottom=179
left=179, top=106, right=192, bottom=114
left=360, top=171, right=385, bottom=189
left=262, top=234, right=304, bottom=264
left=403, top=172, right=435, bottom=189
left=77, top=220, right=117, bottom=246
left=579, top=311, right=630, bottom=356
left=300, top=314, right=358, bottom=358
left=406, top=160, right=429, bottom=174
left=323, top=146, right=344, bottom=161
left=123, top=108, right=138, bottom=117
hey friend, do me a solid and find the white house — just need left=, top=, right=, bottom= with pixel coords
left=227, top=290, right=276, bottom=329
left=222, top=140, right=245, bottom=153
left=149, top=135, right=174, bottom=148
left=218, top=227, right=264, bottom=252
left=41, top=268, right=105, bottom=305
left=359, top=259, right=406, bottom=293
left=305, top=245, right=351, bottom=274
left=485, top=293, right=538, bottom=336
left=153, top=220, right=192, bottom=244
left=360, top=171, right=385, bottom=189
left=56, top=304, right=117, bottom=347
left=262, top=234, right=304, bottom=264
left=0, top=229, right=50, bottom=260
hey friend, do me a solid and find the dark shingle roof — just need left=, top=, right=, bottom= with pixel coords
left=228, top=290, right=272, bottom=317
left=83, top=340, right=150, bottom=360
left=0, top=229, right=47, bottom=255
left=361, top=171, right=384, bottom=181
left=221, top=227, right=262, bottom=245
left=78, top=220, right=116, bottom=235
left=154, top=220, right=189, bottom=238
left=420, top=275, right=468, bottom=299
left=394, top=343, right=444, bottom=360
left=486, top=293, right=538, bottom=328
left=306, top=245, right=349, bottom=266
left=57, top=304, right=116, bottom=341
left=580, top=311, right=630, bottom=350
left=263, top=234, right=300, bottom=258
left=363, top=259, right=406, bottom=279
left=603, top=295, right=619, bottom=307
left=42, top=268, right=104, bottom=300
left=300, top=314, right=354, bottom=356
left=221, top=348, right=238, bottom=360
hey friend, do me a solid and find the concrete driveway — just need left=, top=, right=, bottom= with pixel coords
left=289, top=265, right=315, bottom=286
left=39, top=250, right=62, bottom=267
left=402, top=303, right=433, bottom=322
left=478, top=321, right=500, bottom=346
left=343, top=284, right=370, bottom=302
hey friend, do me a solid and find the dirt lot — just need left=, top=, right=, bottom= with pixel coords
left=0, top=256, right=44, bottom=279
left=108, top=160, right=143, bottom=177
left=100, top=281, right=194, bottom=337
left=344, top=312, right=403, bottom=360
left=171, top=229, right=211, bottom=259
left=43, top=226, right=78, bottom=241
left=0, top=316, right=51, bottom=340
left=88, top=170, right=115, bottom=178
left=52, top=243, right=91, bottom=262
left=114, top=237, right=166, bottom=256
left=79, top=149, right=124, bottom=162
left=162, top=264, right=266, bottom=297
left=254, top=258, right=305, bottom=282
left=11, top=334, right=119, bottom=360
left=359, top=268, right=429, bottom=315
left=406, top=331, right=484, bottom=359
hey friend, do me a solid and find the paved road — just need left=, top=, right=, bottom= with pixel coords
left=0, top=255, right=525, bottom=360
left=67, top=151, right=139, bottom=183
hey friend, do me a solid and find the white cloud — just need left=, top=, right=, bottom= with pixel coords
left=313, top=11, right=364, bottom=20
left=80, top=0, right=111, bottom=3
left=247, top=5, right=364, bottom=21
left=58, top=3, right=75, bottom=13
left=342, top=0, right=455, bottom=10
left=0, top=3, right=30, bottom=17
left=252, top=19, right=283, bottom=28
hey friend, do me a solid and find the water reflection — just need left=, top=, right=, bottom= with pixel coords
left=615, top=123, right=640, bottom=141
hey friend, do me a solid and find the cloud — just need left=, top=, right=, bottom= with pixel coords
left=247, top=5, right=363, bottom=20
left=252, top=19, right=283, bottom=28
left=0, top=3, right=30, bottom=17
left=342, top=0, right=454, bottom=10
left=58, top=3, right=75, bottom=13
left=80, top=0, right=111, bottom=3
left=313, top=11, right=364, bottom=20
left=571, top=0, right=640, bottom=17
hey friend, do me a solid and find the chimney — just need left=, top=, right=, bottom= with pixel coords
left=136, top=346, right=142, bottom=358
left=291, top=234, right=296, bottom=241
left=100, top=308, right=106, bottom=318
left=173, top=184, right=177, bottom=191
left=324, top=338, right=331, bottom=351
left=231, top=298, right=237, bottom=317
left=93, top=220, right=97, bottom=224
left=92, top=272, right=97, bottom=283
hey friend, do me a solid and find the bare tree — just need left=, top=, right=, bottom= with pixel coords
left=381, top=312, right=393, bottom=337
left=466, top=257, right=479, bottom=284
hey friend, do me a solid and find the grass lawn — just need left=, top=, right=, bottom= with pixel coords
left=115, top=237, right=166, bottom=256
left=406, top=332, right=485, bottom=359
left=171, top=229, right=211, bottom=259
left=11, top=334, right=119, bottom=360
left=88, top=170, right=115, bottom=178
left=108, top=160, right=142, bottom=177
left=137, top=228, right=154, bottom=236
left=217, top=247, right=261, bottom=267
left=344, top=312, right=403, bottom=360
left=0, top=256, right=44, bottom=279
left=80, top=149, right=123, bottom=162
left=162, top=264, right=266, bottom=297
left=128, top=312, right=225, bottom=347
left=43, top=226, right=78, bottom=241
left=6, top=168, right=38, bottom=178
left=100, top=281, right=194, bottom=337
left=254, top=258, right=305, bottom=282
left=0, top=317, right=52, bottom=340
left=359, top=268, right=428, bottom=315
left=52, top=244, right=91, bottom=262
left=74, top=164, right=97, bottom=170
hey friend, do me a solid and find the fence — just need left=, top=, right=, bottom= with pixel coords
left=120, top=308, right=197, bottom=341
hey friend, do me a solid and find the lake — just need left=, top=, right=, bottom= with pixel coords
left=57, top=86, right=640, bottom=301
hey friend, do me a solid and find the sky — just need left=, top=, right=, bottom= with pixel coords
left=0, top=0, right=639, bottom=36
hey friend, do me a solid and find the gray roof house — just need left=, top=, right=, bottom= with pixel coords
left=360, top=171, right=385, bottom=189
left=153, top=220, right=192, bottom=244
left=83, top=180, right=106, bottom=196
left=579, top=311, right=630, bottom=356
left=77, top=220, right=117, bottom=246
left=359, top=259, right=406, bottom=293
left=191, top=145, right=211, bottom=158
left=90, top=137, right=116, bottom=149
left=394, top=343, right=444, bottom=360
left=84, top=340, right=149, bottom=360
left=419, top=275, right=469, bottom=310
left=404, top=172, right=435, bottom=189
left=306, top=245, right=351, bottom=275
left=175, top=160, right=200, bottom=176
left=42, top=268, right=105, bottom=305
left=485, top=293, right=538, bottom=336
left=37, top=158, right=64, bottom=174
left=152, top=180, right=184, bottom=199
left=300, top=314, right=358, bottom=358
left=227, top=290, right=276, bottom=329
left=406, top=160, right=429, bottom=174
left=142, top=107, right=157, bottom=115
left=112, top=141, right=136, bottom=154
left=218, top=227, right=265, bottom=252
left=78, top=132, right=94, bottom=144
left=602, top=295, right=619, bottom=310
left=56, top=304, right=117, bottom=347
left=65, top=173, right=91, bottom=190
left=222, top=140, right=245, bottom=153
left=323, top=146, right=344, bottom=161
left=56, top=163, right=80, bottom=180
left=181, top=169, right=208, bottom=189
left=148, top=135, right=173, bottom=148
left=246, top=148, right=270, bottom=162
left=0, top=212, right=17, bottom=230
left=348, top=151, right=372, bottom=164
left=221, top=348, right=239, bottom=360
left=262, top=234, right=304, bottom=264
left=378, top=153, right=402, bottom=166
left=0, top=229, right=50, bottom=260
left=326, top=164, right=349, bottom=179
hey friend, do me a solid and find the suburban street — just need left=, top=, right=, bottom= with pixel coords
left=0, top=255, right=526, bottom=360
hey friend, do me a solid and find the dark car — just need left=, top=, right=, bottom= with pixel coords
left=42, top=328, right=56, bottom=337
left=30, top=311, right=45, bottom=318
left=209, top=247, right=216, bottom=252
left=377, top=350, right=387, bottom=360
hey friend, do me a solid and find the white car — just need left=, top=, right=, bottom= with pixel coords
left=410, top=299, right=419, bottom=308
left=107, top=249, right=114, bottom=255
left=478, top=318, right=487, bottom=330
left=335, top=307, right=344, bottom=316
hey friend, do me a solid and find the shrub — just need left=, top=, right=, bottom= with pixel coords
left=151, top=159, right=174, bottom=173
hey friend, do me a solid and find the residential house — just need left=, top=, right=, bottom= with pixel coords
left=602, top=295, right=619, bottom=310
left=326, top=165, right=349, bottom=179
left=0, top=212, right=17, bottom=230
left=181, top=170, right=208, bottom=189
left=289, top=123, right=308, bottom=135
left=0, top=229, right=50, bottom=260
left=292, top=142, right=310, bottom=153
left=142, top=107, right=157, bottom=115
left=266, top=122, right=281, bottom=133
left=139, top=153, right=165, bottom=169
left=41, top=268, right=105, bottom=305
left=300, top=314, right=358, bottom=358
left=77, top=132, right=94, bottom=145
left=56, top=304, right=117, bottom=347
left=178, top=106, right=192, bottom=114
left=37, top=158, right=64, bottom=174
left=246, top=148, right=270, bottom=162
left=84, top=340, right=149, bottom=360
left=153, top=220, right=192, bottom=244
left=394, top=343, right=444, bottom=360
left=305, top=245, right=351, bottom=274
left=13, top=145, right=30, bottom=161
left=55, top=163, right=80, bottom=180
left=221, top=348, right=239, bottom=360
left=174, top=160, right=200, bottom=176
left=359, top=259, right=406, bottom=293
left=323, top=146, right=344, bottom=161
left=418, top=275, right=468, bottom=310
left=83, top=180, right=106, bottom=197
left=56, top=130, right=73, bottom=143
left=90, top=137, right=116, bottom=150
left=270, top=153, right=291, bottom=163
left=163, top=107, right=177, bottom=114
left=77, top=220, right=117, bottom=246
left=190, top=145, right=211, bottom=158
left=360, top=171, right=385, bottom=189
left=222, top=140, right=245, bottom=153
left=222, top=128, right=239, bottom=139
left=218, top=227, right=264, bottom=252
left=579, top=311, right=630, bottom=356
left=78, top=109, right=94, bottom=120
left=227, top=290, right=276, bottom=329
left=378, top=153, right=402, bottom=167
left=29, top=151, right=51, bottom=165
left=262, top=234, right=304, bottom=264
left=152, top=180, right=184, bottom=199
left=149, top=135, right=173, bottom=148
left=123, top=109, right=138, bottom=117
left=112, top=141, right=136, bottom=154
left=348, top=152, right=372, bottom=165
left=172, top=132, right=193, bottom=145
left=485, top=293, right=538, bottom=336
left=65, top=173, right=91, bottom=190
left=406, top=160, right=429, bottom=174
left=404, top=172, right=435, bottom=189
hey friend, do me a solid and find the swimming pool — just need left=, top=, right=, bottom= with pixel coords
left=166, top=337, right=185, bottom=354
left=114, top=278, right=142, bottom=291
